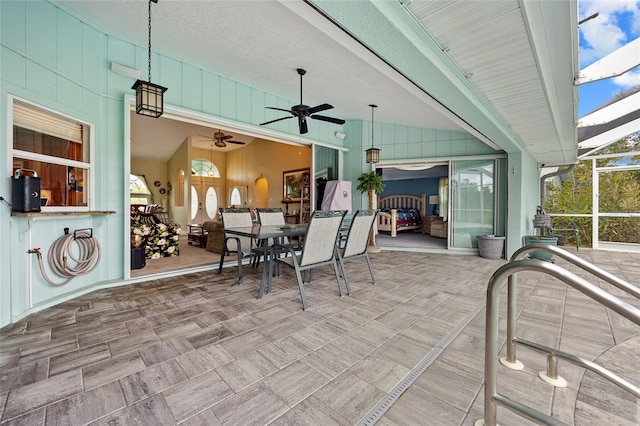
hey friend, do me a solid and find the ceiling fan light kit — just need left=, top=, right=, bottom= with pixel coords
left=132, top=0, right=167, bottom=118
left=260, top=68, right=345, bottom=134
left=200, top=130, right=246, bottom=148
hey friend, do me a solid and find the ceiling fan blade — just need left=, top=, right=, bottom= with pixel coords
left=226, top=141, right=246, bottom=145
left=219, top=135, right=233, bottom=140
left=265, top=107, right=293, bottom=113
left=310, top=114, right=346, bottom=125
left=307, top=103, right=333, bottom=115
left=260, top=116, right=293, bottom=126
left=198, top=134, right=215, bottom=140
left=298, top=116, right=308, bottom=134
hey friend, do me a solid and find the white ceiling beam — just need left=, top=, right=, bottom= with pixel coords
left=576, top=37, right=640, bottom=85
left=577, top=91, right=640, bottom=126
left=578, top=117, right=640, bottom=148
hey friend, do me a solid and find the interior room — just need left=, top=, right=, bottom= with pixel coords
left=374, top=163, right=449, bottom=251
left=130, top=111, right=312, bottom=277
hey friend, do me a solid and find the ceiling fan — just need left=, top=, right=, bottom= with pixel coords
left=260, top=68, right=345, bottom=134
left=199, top=130, right=246, bottom=148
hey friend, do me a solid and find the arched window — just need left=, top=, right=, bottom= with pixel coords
left=230, top=187, right=242, bottom=205
left=130, top=174, right=152, bottom=205
left=191, top=159, right=220, bottom=177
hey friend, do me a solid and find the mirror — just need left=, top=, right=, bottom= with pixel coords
left=230, top=186, right=248, bottom=206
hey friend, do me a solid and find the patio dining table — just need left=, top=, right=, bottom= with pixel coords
left=222, top=223, right=309, bottom=297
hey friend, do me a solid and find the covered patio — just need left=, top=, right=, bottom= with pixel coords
left=1, top=249, right=638, bottom=425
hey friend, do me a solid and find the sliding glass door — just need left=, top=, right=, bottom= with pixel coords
left=450, top=159, right=496, bottom=249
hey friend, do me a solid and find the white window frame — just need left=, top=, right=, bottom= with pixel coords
left=9, top=95, right=95, bottom=212
left=130, top=174, right=153, bottom=206
left=191, top=158, right=221, bottom=178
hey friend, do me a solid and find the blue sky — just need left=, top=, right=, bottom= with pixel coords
left=578, top=0, right=640, bottom=118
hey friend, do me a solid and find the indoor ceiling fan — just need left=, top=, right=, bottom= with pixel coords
left=260, top=68, right=345, bottom=134
left=199, top=130, right=246, bottom=148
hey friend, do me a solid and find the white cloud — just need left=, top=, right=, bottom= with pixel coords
left=579, top=0, right=640, bottom=65
left=612, top=67, right=640, bottom=88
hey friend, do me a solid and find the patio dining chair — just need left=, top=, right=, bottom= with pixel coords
left=267, top=210, right=346, bottom=310
left=255, top=208, right=289, bottom=244
left=253, top=207, right=293, bottom=268
left=217, top=207, right=255, bottom=284
left=335, top=209, right=379, bottom=294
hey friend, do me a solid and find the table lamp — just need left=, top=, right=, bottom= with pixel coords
left=429, top=195, right=440, bottom=216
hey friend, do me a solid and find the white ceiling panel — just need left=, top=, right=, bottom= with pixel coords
left=54, top=0, right=577, bottom=165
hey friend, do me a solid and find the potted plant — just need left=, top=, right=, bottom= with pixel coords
left=357, top=171, right=385, bottom=252
left=523, top=206, right=557, bottom=260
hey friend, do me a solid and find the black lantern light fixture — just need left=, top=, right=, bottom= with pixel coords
left=132, top=0, right=167, bottom=118
left=365, top=104, right=380, bottom=164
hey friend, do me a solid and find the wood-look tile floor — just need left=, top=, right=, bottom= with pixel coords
left=1, top=249, right=639, bottom=425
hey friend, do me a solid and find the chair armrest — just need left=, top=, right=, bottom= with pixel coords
left=222, top=235, right=241, bottom=250
left=271, top=242, right=297, bottom=257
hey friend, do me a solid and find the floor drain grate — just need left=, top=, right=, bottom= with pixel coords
left=359, top=301, right=485, bottom=426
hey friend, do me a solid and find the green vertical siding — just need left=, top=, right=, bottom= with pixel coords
left=202, top=73, right=221, bottom=116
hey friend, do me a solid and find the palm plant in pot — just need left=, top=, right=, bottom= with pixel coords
left=357, top=171, right=385, bottom=252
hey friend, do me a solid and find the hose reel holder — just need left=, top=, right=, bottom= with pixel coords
left=29, top=227, right=102, bottom=287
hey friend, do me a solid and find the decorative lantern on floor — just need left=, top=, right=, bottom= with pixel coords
left=132, top=0, right=167, bottom=118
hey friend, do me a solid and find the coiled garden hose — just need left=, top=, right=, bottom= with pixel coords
left=29, top=229, right=102, bottom=287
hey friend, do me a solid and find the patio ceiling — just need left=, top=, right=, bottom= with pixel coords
left=54, top=0, right=578, bottom=166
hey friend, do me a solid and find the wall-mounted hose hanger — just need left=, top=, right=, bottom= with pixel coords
left=28, top=228, right=101, bottom=287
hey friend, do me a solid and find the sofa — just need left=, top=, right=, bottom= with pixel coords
left=430, top=219, right=448, bottom=239
left=131, top=212, right=181, bottom=259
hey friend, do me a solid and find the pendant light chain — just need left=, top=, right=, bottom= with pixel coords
left=132, top=0, right=166, bottom=118
left=371, top=105, right=375, bottom=150
left=147, top=0, right=152, bottom=83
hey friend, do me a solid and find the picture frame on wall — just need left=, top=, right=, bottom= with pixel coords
left=283, top=168, right=309, bottom=201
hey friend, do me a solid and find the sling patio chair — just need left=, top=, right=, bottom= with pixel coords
left=335, top=209, right=379, bottom=294
left=253, top=207, right=293, bottom=269
left=217, top=207, right=256, bottom=284
left=266, top=209, right=346, bottom=310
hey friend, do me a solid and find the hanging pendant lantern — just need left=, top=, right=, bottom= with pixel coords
left=365, top=104, right=380, bottom=164
left=132, top=0, right=167, bottom=118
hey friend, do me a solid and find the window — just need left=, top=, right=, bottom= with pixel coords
left=11, top=98, right=92, bottom=210
left=130, top=174, right=152, bottom=206
left=230, top=187, right=242, bottom=205
left=191, top=158, right=220, bottom=177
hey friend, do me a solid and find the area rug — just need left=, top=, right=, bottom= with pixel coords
left=375, top=230, right=447, bottom=249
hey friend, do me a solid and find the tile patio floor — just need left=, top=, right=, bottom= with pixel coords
left=1, top=248, right=638, bottom=425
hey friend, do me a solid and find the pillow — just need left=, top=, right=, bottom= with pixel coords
left=397, top=210, right=410, bottom=219
left=396, top=208, right=420, bottom=220
left=140, top=214, right=159, bottom=226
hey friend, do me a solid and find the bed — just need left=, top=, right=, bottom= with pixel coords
left=377, top=193, right=427, bottom=237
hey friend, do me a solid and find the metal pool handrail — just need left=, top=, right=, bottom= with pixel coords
left=478, top=248, right=640, bottom=426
